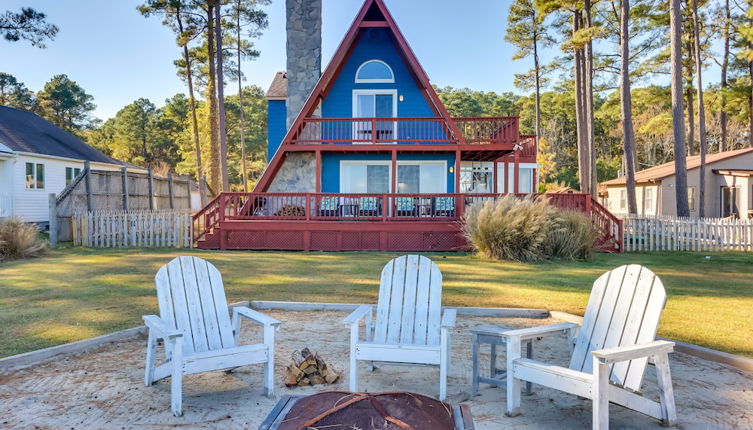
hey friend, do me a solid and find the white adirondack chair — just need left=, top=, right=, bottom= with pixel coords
left=143, top=256, right=280, bottom=416
left=343, top=255, right=457, bottom=400
left=502, top=264, right=676, bottom=429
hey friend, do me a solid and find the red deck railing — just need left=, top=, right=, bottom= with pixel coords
left=193, top=192, right=622, bottom=252
left=289, top=117, right=519, bottom=145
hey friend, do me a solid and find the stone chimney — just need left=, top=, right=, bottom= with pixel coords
left=285, top=0, right=322, bottom=129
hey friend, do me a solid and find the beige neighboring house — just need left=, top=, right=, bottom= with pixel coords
left=601, top=147, right=753, bottom=218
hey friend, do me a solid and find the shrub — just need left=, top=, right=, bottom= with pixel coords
left=461, top=196, right=596, bottom=262
left=461, top=195, right=557, bottom=262
left=544, top=210, right=596, bottom=260
left=0, top=217, right=47, bottom=261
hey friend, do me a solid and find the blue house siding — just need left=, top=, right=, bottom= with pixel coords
left=320, top=28, right=450, bottom=145
left=267, top=99, right=286, bottom=161
left=321, top=153, right=456, bottom=193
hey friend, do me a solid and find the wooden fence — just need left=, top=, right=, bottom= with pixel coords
left=623, top=215, right=753, bottom=252
left=72, top=210, right=192, bottom=248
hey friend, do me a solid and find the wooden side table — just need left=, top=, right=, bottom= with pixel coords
left=471, top=324, right=533, bottom=395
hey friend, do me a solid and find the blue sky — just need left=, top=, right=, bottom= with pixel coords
left=2, top=0, right=717, bottom=121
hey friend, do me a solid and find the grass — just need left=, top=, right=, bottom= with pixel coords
left=0, top=247, right=751, bottom=359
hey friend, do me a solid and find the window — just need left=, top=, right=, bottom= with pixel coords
left=341, top=161, right=390, bottom=193
left=518, top=168, right=533, bottom=194
left=355, top=60, right=394, bottom=83
left=461, top=162, right=494, bottom=193
left=66, top=167, right=81, bottom=185
left=397, top=162, right=445, bottom=193
left=721, top=186, right=740, bottom=218
left=25, top=162, right=45, bottom=189
left=644, top=188, right=653, bottom=214
left=352, top=90, right=397, bottom=143
left=687, top=187, right=695, bottom=211
left=620, top=190, right=627, bottom=209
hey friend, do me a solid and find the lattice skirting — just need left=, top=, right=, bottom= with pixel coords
left=200, top=221, right=468, bottom=252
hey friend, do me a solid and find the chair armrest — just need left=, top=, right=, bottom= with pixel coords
left=592, top=340, right=674, bottom=364
left=441, top=309, right=457, bottom=328
left=500, top=322, right=580, bottom=340
left=143, top=315, right=182, bottom=340
left=233, top=306, right=281, bottom=327
left=342, top=305, right=373, bottom=325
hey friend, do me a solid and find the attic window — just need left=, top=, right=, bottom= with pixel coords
left=356, top=60, right=394, bottom=83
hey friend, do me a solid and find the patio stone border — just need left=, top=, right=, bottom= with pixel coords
left=249, top=301, right=550, bottom=318
left=1, top=301, right=751, bottom=374
left=0, top=301, right=250, bottom=372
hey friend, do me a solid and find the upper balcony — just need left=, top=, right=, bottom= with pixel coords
left=286, top=116, right=524, bottom=161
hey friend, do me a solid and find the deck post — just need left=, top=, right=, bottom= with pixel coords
left=315, top=150, right=322, bottom=193
left=503, top=161, right=509, bottom=194
left=493, top=160, right=499, bottom=193
left=391, top=150, right=397, bottom=193
left=513, top=151, right=520, bottom=194
left=218, top=194, right=226, bottom=250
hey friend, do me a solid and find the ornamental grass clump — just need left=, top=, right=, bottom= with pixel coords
left=461, top=195, right=596, bottom=262
left=544, top=210, right=597, bottom=260
left=461, top=195, right=556, bottom=262
left=0, top=217, right=47, bottom=261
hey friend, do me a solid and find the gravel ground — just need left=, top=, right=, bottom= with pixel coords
left=1, top=310, right=751, bottom=429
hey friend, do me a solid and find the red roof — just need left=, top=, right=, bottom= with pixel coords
left=601, top=147, right=753, bottom=186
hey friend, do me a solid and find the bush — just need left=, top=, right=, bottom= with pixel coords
left=544, top=210, right=596, bottom=260
left=461, top=195, right=557, bottom=262
left=0, top=217, right=47, bottom=261
left=461, top=196, right=595, bottom=262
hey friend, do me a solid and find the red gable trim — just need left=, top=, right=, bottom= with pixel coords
left=256, top=0, right=464, bottom=192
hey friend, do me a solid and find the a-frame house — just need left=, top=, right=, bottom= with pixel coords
left=193, top=0, right=621, bottom=252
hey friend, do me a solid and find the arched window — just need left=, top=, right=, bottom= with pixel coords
left=355, top=60, right=394, bottom=83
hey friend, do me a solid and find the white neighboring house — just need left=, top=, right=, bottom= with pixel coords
left=0, top=106, right=124, bottom=224
left=600, top=147, right=753, bottom=218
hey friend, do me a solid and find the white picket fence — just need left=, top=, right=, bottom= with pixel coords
left=72, top=210, right=193, bottom=248
left=623, top=215, right=753, bottom=252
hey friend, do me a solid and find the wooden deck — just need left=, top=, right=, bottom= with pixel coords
left=194, top=193, right=622, bottom=252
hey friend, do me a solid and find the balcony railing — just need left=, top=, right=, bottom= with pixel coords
left=193, top=192, right=622, bottom=252
left=290, top=117, right=519, bottom=145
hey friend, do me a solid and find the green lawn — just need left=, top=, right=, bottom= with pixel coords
left=1, top=248, right=751, bottom=359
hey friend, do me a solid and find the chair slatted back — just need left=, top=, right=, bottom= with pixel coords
left=155, top=256, right=236, bottom=355
left=569, top=265, right=667, bottom=392
left=373, top=255, right=443, bottom=346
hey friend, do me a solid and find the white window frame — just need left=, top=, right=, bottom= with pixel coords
left=352, top=89, right=398, bottom=144
left=498, top=162, right=537, bottom=194
left=25, top=162, right=45, bottom=190
left=66, top=166, right=81, bottom=185
left=339, top=160, right=392, bottom=193
left=355, top=59, right=395, bottom=83
left=396, top=160, right=448, bottom=194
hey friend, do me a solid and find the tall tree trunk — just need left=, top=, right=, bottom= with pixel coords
left=685, top=40, right=695, bottom=156
left=749, top=61, right=753, bottom=148
left=620, top=0, right=638, bottom=214
left=236, top=0, right=248, bottom=193
left=176, top=7, right=206, bottom=206
left=573, top=11, right=589, bottom=195
left=692, top=0, right=707, bottom=217
left=670, top=0, right=690, bottom=216
left=206, top=4, right=220, bottom=194
left=720, top=0, right=730, bottom=153
left=584, top=0, right=597, bottom=197
left=215, top=0, right=229, bottom=192
left=533, top=29, right=542, bottom=140
left=686, top=83, right=694, bottom=155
